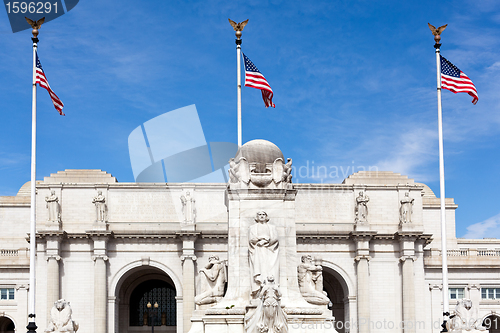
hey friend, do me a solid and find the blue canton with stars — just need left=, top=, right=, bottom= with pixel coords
left=243, top=53, right=261, bottom=73
left=440, top=56, right=461, bottom=77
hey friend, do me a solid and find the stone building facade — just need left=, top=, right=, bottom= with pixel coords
left=0, top=140, right=499, bottom=333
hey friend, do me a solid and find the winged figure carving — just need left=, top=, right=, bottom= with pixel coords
left=428, top=23, right=447, bottom=36
left=25, top=17, right=45, bottom=29
left=228, top=19, right=249, bottom=32
left=25, top=17, right=45, bottom=37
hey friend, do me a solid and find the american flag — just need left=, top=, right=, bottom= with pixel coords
left=440, top=55, right=478, bottom=105
left=36, top=52, right=64, bottom=115
left=242, top=53, right=275, bottom=108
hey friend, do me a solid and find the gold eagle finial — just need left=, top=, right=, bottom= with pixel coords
left=228, top=19, right=249, bottom=32
left=428, top=23, right=447, bottom=44
left=25, top=17, right=45, bottom=38
left=228, top=19, right=249, bottom=39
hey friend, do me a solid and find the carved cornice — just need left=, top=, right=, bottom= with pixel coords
left=350, top=230, right=377, bottom=240
left=86, top=230, right=113, bottom=239
left=34, top=230, right=67, bottom=241
left=176, top=231, right=200, bottom=239
left=114, top=232, right=177, bottom=239
left=226, top=188, right=297, bottom=201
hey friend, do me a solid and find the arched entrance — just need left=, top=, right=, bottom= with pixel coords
left=322, top=267, right=350, bottom=333
left=117, top=266, right=177, bottom=333
left=0, top=316, right=15, bottom=333
left=483, top=315, right=500, bottom=333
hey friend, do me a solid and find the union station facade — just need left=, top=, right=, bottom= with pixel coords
left=1, top=140, right=500, bottom=333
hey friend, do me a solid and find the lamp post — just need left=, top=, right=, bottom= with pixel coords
left=146, top=301, right=159, bottom=333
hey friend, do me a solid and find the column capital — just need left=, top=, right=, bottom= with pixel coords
left=92, top=255, right=109, bottom=262
left=354, top=255, right=370, bottom=262
left=180, top=255, right=197, bottom=263
left=46, top=255, right=61, bottom=261
left=429, top=284, right=443, bottom=291
left=15, top=284, right=28, bottom=291
left=399, top=255, right=416, bottom=262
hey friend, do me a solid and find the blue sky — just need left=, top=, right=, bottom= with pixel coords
left=1, top=0, right=499, bottom=238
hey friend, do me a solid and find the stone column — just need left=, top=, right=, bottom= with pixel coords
left=16, top=285, right=29, bottom=329
left=401, top=256, right=416, bottom=333
left=46, top=255, right=60, bottom=316
left=178, top=232, right=198, bottom=333
left=93, top=255, right=108, bottom=333
left=429, top=285, right=442, bottom=333
left=90, top=231, right=112, bottom=333
left=43, top=232, right=64, bottom=323
left=352, top=232, right=375, bottom=333
left=399, top=234, right=418, bottom=333
left=356, top=257, right=370, bottom=333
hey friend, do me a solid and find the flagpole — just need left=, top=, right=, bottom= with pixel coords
left=432, top=26, right=450, bottom=332
left=27, top=23, right=39, bottom=333
left=236, top=30, right=242, bottom=147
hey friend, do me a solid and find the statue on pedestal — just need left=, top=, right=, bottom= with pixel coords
left=399, top=192, right=414, bottom=224
left=355, top=191, right=369, bottom=223
left=92, top=191, right=106, bottom=222
left=45, top=299, right=79, bottom=333
left=180, top=192, right=196, bottom=223
left=245, top=276, right=288, bottom=333
left=248, top=211, right=280, bottom=297
left=297, top=255, right=330, bottom=305
left=45, top=191, right=60, bottom=222
left=447, top=299, right=486, bottom=332
left=195, top=255, right=227, bottom=305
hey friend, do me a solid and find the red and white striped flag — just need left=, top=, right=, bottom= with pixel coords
left=242, top=53, right=275, bottom=108
left=440, top=55, right=478, bottom=105
left=36, top=52, right=64, bottom=115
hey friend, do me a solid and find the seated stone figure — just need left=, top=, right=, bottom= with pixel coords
left=297, top=255, right=330, bottom=305
left=195, top=255, right=227, bottom=305
left=447, top=299, right=486, bottom=332
left=45, top=299, right=79, bottom=333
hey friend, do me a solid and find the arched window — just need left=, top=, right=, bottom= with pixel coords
left=129, top=279, right=176, bottom=326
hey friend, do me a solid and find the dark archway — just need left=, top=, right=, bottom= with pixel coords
left=322, top=267, right=349, bottom=333
left=117, top=267, right=177, bottom=333
left=129, top=279, right=176, bottom=327
left=483, top=315, right=500, bottom=333
left=0, top=316, right=15, bottom=333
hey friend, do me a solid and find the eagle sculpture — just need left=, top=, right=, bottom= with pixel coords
left=428, top=23, right=447, bottom=43
left=228, top=19, right=249, bottom=32
left=25, top=17, right=45, bottom=37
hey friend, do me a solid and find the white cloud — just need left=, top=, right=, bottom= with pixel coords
left=463, top=213, right=500, bottom=239
left=375, top=127, right=437, bottom=182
